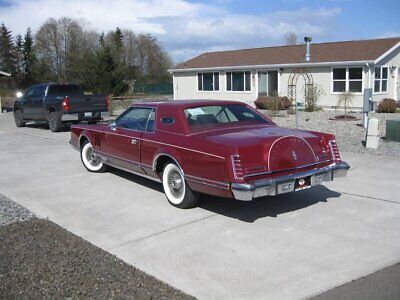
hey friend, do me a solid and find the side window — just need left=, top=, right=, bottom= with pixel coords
left=116, top=107, right=153, bottom=131
left=47, top=85, right=59, bottom=96
left=33, top=85, right=46, bottom=97
left=146, top=110, right=156, bottom=132
left=25, top=87, right=35, bottom=98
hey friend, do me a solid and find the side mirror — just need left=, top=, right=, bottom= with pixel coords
left=110, top=121, right=117, bottom=131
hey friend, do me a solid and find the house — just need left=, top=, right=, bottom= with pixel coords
left=170, top=37, right=400, bottom=109
left=0, top=70, right=11, bottom=113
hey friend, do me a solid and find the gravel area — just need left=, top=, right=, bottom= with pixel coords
left=266, top=110, right=400, bottom=156
left=0, top=218, right=194, bottom=299
left=0, top=193, right=35, bottom=226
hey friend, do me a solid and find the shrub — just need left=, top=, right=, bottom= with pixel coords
left=304, top=84, right=325, bottom=112
left=254, top=96, right=291, bottom=110
left=377, top=98, right=397, bottom=113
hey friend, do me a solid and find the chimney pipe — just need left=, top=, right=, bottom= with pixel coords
left=304, top=36, right=312, bottom=62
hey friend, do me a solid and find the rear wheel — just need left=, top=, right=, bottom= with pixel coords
left=162, top=163, right=199, bottom=208
left=80, top=141, right=107, bottom=172
left=14, top=110, right=26, bottom=127
left=48, top=111, right=63, bottom=132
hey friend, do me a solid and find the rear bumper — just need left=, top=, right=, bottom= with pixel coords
left=231, top=161, right=350, bottom=201
left=62, top=112, right=102, bottom=121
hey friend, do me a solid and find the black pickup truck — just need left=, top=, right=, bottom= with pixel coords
left=14, top=83, right=109, bottom=132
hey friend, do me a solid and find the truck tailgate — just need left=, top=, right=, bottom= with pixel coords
left=68, top=95, right=107, bottom=113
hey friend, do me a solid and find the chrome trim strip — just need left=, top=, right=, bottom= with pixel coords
left=73, top=128, right=225, bottom=160
left=143, top=139, right=226, bottom=160
left=94, top=150, right=153, bottom=169
left=184, top=174, right=230, bottom=190
left=152, top=153, right=185, bottom=174
left=103, top=161, right=161, bottom=183
left=244, top=159, right=333, bottom=178
left=267, top=135, right=317, bottom=171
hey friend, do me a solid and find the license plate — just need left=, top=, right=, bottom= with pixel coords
left=84, top=112, right=92, bottom=117
left=295, top=176, right=311, bottom=191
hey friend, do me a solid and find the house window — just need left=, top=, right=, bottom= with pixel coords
left=226, top=71, right=251, bottom=91
left=197, top=72, right=219, bottom=91
left=332, top=67, right=363, bottom=93
left=374, top=66, right=388, bottom=93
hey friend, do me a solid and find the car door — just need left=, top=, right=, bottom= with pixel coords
left=30, top=84, right=47, bottom=120
left=21, top=87, right=36, bottom=119
left=102, top=107, right=154, bottom=173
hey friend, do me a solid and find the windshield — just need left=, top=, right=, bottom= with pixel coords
left=184, top=104, right=269, bottom=129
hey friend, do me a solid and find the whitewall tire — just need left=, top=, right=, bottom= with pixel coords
left=162, top=163, right=198, bottom=208
left=80, top=141, right=107, bottom=173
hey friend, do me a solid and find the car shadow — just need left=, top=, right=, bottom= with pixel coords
left=107, top=167, right=342, bottom=223
left=24, top=121, right=72, bottom=132
left=198, top=186, right=342, bottom=223
left=108, top=167, right=164, bottom=193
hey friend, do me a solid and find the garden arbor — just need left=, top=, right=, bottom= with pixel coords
left=287, top=68, right=314, bottom=128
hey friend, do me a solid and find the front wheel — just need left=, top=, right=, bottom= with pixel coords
left=162, top=163, right=199, bottom=208
left=14, top=110, right=26, bottom=127
left=80, top=141, right=107, bottom=172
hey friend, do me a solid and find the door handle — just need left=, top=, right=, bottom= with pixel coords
left=131, top=138, right=138, bottom=145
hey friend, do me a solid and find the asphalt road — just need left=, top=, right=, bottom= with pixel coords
left=1, top=112, right=400, bottom=299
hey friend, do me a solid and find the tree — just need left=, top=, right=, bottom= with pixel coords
left=304, top=84, right=324, bottom=112
left=284, top=31, right=298, bottom=46
left=22, top=28, right=36, bottom=85
left=337, top=92, right=354, bottom=118
left=15, top=34, right=24, bottom=82
left=83, top=45, right=127, bottom=96
left=0, top=23, right=17, bottom=74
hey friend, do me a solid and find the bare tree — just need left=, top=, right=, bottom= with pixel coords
left=284, top=31, right=298, bottom=45
left=337, top=91, right=354, bottom=118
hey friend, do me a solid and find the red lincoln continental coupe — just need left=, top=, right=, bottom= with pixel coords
left=70, top=100, right=349, bottom=208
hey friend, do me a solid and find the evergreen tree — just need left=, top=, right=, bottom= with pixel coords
left=15, top=34, right=24, bottom=82
left=0, top=23, right=17, bottom=74
left=22, top=28, right=36, bottom=85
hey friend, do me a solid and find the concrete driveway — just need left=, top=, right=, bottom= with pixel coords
left=1, top=113, right=400, bottom=299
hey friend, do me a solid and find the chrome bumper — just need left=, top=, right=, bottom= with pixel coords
left=231, top=161, right=350, bottom=201
left=62, top=112, right=102, bottom=121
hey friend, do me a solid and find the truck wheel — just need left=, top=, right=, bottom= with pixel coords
left=48, top=111, right=63, bottom=132
left=162, top=163, right=199, bottom=208
left=14, top=110, right=26, bottom=127
left=80, top=141, right=107, bottom=173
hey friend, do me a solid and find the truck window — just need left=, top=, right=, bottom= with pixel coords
left=33, top=85, right=46, bottom=97
left=48, top=84, right=83, bottom=96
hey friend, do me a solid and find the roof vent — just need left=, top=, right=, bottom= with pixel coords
left=304, top=36, right=312, bottom=62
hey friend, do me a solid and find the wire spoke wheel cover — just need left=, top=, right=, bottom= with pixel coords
left=163, top=164, right=185, bottom=205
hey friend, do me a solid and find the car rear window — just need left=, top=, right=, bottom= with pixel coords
left=184, top=104, right=269, bottom=129
left=48, top=84, right=83, bottom=96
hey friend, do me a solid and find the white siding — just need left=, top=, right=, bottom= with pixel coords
left=172, top=47, right=400, bottom=108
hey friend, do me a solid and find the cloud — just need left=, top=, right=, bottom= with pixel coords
left=379, top=31, right=400, bottom=38
left=0, top=0, right=342, bottom=62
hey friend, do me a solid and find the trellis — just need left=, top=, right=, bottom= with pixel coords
left=287, top=68, right=314, bottom=128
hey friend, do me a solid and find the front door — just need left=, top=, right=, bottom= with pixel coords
left=258, top=71, right=278, bottom=96
left=101, top=107, right=154, bottom=173
left=30, top=84, right=46, bottom=120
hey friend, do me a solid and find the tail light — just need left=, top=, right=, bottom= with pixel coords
left=231, top=155, right=244, bottom=180
left=319, top=136, right=329, bottom=153
left=62, top=96, right=70, bottom=111
left=328, top=140, right=341, bottom=161
left=105, top=95, right=110, bottom=110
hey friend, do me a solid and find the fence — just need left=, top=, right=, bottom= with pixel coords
left=133, top=82, right=173, bottom=95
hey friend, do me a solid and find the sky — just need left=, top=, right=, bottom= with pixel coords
left=0, top=0, right=399, bottom=63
